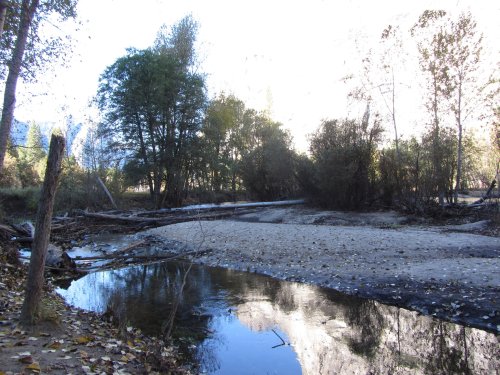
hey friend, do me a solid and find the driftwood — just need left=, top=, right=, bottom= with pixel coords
left=73, top=248, right=211, bottom=273
left=3, top=200, right=306, bottom=256
left=74, top=252, right=194, bottom=262
left=112, top=240, right=146, bottom=255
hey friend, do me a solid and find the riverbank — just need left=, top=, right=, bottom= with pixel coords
left=1, top=205, right=498, bottom=373
left=145, top=207, right=500, bottom=333
left=0, top=244, right=191, bottom=375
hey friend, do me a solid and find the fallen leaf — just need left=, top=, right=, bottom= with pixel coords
left=75, top=336, right=93, bottom=344
left=25, top=362, right=41, bottom=372
left=125, top=352, right=136, bottom=361
left=48, top=340, right=62, bottom=349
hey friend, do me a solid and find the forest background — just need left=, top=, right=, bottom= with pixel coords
left=0, top=1, right=498, bottom=215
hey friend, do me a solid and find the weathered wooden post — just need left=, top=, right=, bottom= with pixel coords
left=20, top=134, right=65, bottom=325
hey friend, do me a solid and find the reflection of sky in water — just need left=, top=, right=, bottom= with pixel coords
left=56, top=264, right=301, bottom=374
left=200, top=317, right=300, bottom=375
left=57, top=271, right=114, bottom=313
left=56, top=262, right=499, bottom=374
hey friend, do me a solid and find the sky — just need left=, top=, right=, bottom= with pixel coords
left=13, top=0, right=500, bottom=152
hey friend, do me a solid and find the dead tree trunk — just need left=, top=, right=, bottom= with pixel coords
left=96, top=175, right=118, bottom=209
left=20, top=134, right=65, bottom=326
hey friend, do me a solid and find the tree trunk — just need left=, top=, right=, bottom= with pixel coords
left=0, top=0, right=40, bottom=173
left=96, top=175, right=118, bottom=209
left=454, top=123, right=463, bottom=204
left=390, top=68, right=402, bottom=201
left=454, top=82, right=463, bottom=204
left=20, top=134, right=65, bottom=326
left=0, top=0, right=8, bottom=40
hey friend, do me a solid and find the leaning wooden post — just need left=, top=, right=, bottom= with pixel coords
left=20, top=134, right=65, bottom=326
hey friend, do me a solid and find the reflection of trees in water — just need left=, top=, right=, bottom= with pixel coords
left=423, top=322, right=472, bottom=374
left=87, top=262, right=497, bottom=373
left=344, top=299, right=384, bottom=359
left=100, top=263, right=213, bottom=338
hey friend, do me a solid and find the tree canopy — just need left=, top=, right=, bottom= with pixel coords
left=97, top=16, right=206, bottom=207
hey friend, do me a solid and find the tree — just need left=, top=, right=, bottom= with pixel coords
left=20, top=134, right=64, bottom=325
left=0, top=0, right=8, bottom=40
left=0, top=0, right=39, bottom=173
left=153, top=14, right=198, bottom=69
left=239, top=116, right=297, bottom=201
left=446, top=12, right=482, bottom=202
left=379, top=25, right=407, bottom=185
left=97, top=17, right=206, bottom=207
left=16, top=121, right=46, bottom=186
left=411, top=10, right=452, bottom=206
left=412, top=11, right=486, bottom=203
left=0, top=0, right=77, bottom=174
left=343, top=25, right=409, bottom=204
left=23, top=121, right=46, bottom=161
left=202, top=93, right=245, bottom=193
left=308, top=110, right=383, bottom=209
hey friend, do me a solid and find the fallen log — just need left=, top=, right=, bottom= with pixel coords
left=112, top=240, right=146, bottom=255
left=73, top=248, right=205, bottom=262
left=136, top=199, right=305, bottom=216
left=79, top=209, right=251, bottom=226
left=80, top=211, right=162, bottom=223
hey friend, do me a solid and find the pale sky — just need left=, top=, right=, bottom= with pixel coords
left=13, top=0, right=500, bottom=151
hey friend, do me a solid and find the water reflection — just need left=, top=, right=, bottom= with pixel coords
left=56, top=262, right=498, bottom=374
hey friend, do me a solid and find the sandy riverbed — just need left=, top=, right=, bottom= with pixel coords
left=144, top=207, right=500, bottom=332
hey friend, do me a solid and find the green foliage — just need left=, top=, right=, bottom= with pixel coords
left=54, top=155, right=88, bottom=211
left=0, top=123, right=47, bottom=188
left=239, top=119, right=297, bottom=200
left=16, top=122, right=47, bottom=187
left=308, top=115, right=383, bottom=209
left=0, top=151, right=19, bottom=187
left=294, top=153, right=318, bottom=197
left=97, top=16, right=206, bottom=207
left=201, top=93, right=245, bottom=193
left=377, top=128, right=461, bottom=211
left=0, top=186, right=40, bottom=217
left=0, top=0, right=78, bottom=82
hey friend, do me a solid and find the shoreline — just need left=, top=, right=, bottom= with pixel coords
left=145, top=215, right=500, bottom=333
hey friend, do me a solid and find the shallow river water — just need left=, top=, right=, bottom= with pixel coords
left=56, top=261, right=498, bottom=374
